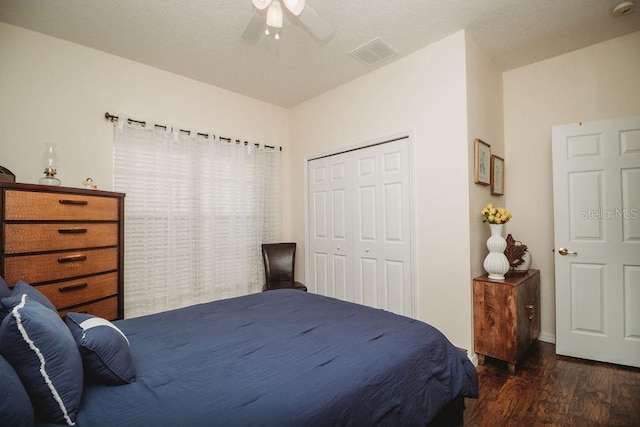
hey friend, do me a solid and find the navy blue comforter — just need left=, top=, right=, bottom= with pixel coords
left=53, top=290, right=478, bottom=426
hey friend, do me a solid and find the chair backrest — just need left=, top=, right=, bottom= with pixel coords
left=262, top=243, right=296, bottom=282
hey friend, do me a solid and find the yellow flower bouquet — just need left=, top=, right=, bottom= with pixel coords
left=481, top=203, right=511, bottom=224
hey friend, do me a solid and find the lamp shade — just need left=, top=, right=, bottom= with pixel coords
left=252, top=0, right=272, bottom=10
left=41, top=143, right=59, bottom=169
left=282, top=0, right=305, bottom=16
left=39, top=143, right=61, bottom=186
left=266, top=0, right=283, bottom=28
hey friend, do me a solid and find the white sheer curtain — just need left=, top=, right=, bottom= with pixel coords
left=113, top=119, right=281, bottom=318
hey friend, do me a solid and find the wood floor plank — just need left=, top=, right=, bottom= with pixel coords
left=608, top=368, right=640, bottom=426
left=463, top=341, right=640, bottom=426
left=527, top=358, right=578, bottom=426
left=566, top=360, right=613, bottom=425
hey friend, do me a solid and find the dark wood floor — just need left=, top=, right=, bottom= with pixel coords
left=463, top=341, right=640, bottom=426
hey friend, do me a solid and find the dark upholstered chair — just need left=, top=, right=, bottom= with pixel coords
left=261, top=243, right=307, bottom=292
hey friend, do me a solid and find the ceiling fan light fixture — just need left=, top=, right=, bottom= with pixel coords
left=243, top=0, right=331, bottom=42
left=252, top=0, right=272, bottom=11
left=266, top=0, right=283, bottom=29
left=611, top=0, right=635, bottom=16
left=282, top=0, right=305, bottom=16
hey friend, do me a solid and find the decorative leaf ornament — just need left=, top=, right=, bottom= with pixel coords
left=504, top=234, right=527, bottom=267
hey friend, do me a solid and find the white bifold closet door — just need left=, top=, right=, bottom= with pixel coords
left=307, top=137, right=413, bottom=317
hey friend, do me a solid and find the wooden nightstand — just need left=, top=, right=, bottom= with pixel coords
left=473, top=269, right=540, bottom=374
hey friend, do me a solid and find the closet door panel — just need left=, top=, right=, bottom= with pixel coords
left=383, top=183, right=403, bottom=242
left=385, top=260, right=405, bottom=314
left=333, top=254, right=348, bottom=300
left=314, top=252, right=328, bottom=296
left=313, top=191, right=327, bottom=239
left=307, top=137, right=412, bottom=317
left=332, top=189, right=347, bottom=240
left=358, top=186, right=377, bottom=241
left=307, top=156, right=353, bottom=298
left=359, top=257, right=378, bottom=307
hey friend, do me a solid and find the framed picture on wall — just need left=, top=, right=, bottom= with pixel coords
left=490, top=155, right=504, bottom=196
left=474, top=139, right=491, bottom=185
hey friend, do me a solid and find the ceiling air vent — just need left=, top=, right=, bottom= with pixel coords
left=349, top=37, right=398, bottom=66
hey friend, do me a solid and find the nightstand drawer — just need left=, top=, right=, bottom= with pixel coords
left=4, top=190, right=119, bottom=221
left=36, top=272, right=118, bottom=310
left=58, top=296, right=119, bottom=321
left=4, top=223, right=118, bottom=254
left=3, top=247, right=118, bottom=285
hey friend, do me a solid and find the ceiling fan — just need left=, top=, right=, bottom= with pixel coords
left=241, top=0, right=333, bottom=41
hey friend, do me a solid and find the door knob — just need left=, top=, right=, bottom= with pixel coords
left=337, top=246, right=341, bottom=250
left=365, top=248, right=370, bottom=253
left=558, top=247, right=578, bottom=256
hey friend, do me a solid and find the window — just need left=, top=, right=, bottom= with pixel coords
left=114, top=122, right=281, bottom=317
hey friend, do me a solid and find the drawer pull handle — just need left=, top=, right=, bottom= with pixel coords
left=58, top=283, right=88, bottom=293
left=59, top=199, right=88, bottom=206
left=526, top=304, right=535, bottom=320
left=58, top=255, right=87, bottom=263
left=58, top=228, right=88, bottom=234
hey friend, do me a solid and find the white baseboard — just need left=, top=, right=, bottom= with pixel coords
left=538, top=332, right=556, bottom=344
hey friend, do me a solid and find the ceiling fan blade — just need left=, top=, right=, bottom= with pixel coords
left=282, top=0, right=305, bottom=16
left=241, top=10, right=265, bottom=40
left=252, top=0, right=272, bottom=11
left=298, top=5, right=332, bottom=41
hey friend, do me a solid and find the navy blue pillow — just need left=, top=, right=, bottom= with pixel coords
left=0, top=276, right=9, bottom=298
left=11, top=280, right=57, bottom=313
left=0, top=276, right=10, bottom=324
left=67, top=312, right=136, bottom=385
left=0, top=294, right=83, bottom=425
left=0, top=353, right=35, bottom=427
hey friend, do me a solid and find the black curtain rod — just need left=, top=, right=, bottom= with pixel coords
left=105, top=112, right=282, bottom=151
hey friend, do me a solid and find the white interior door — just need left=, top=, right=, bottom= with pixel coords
left=352, top=140, right=413, bottom=316
left=552, top=116, right=640, bottom=368
left=307, top=137, right=414, bottom=317
left=307, top=154, right=354, bottom=301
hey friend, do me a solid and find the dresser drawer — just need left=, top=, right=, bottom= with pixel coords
left=3, top=247, right=118, bottom=285
left=35, top=272, right=118, bottom=310
left=4, top=190, right=119, bottom=221
left=58, top=296, right=119, bottom=321
left=4, top=223, right=118, bottom=254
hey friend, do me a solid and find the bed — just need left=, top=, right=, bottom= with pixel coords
left=1, top=288, right=478, bottom=426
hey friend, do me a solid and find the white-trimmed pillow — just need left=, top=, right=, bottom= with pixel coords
left=12, top=280, right=57, bottom=313
left=0, top=294, right=83, bottom=426
left=66, top=312, right=136, bottom=385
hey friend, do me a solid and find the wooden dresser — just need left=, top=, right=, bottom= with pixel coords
left=0, top=182, right=124, bottom=320
left=473, top=269, right=540, bottom=374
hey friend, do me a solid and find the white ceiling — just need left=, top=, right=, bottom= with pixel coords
left=1, top=0, right=639, bottom=108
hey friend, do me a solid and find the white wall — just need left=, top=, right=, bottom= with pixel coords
left=0, top=23, right=290, bottom=195
left=503, top=30, right=640, bottom=343
left=465, top=34, right=505, bottom=283
left=290, top=31, right=474, bottom=349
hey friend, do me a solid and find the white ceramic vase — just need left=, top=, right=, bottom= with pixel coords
left=483, top=223, right=510, bottom=280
